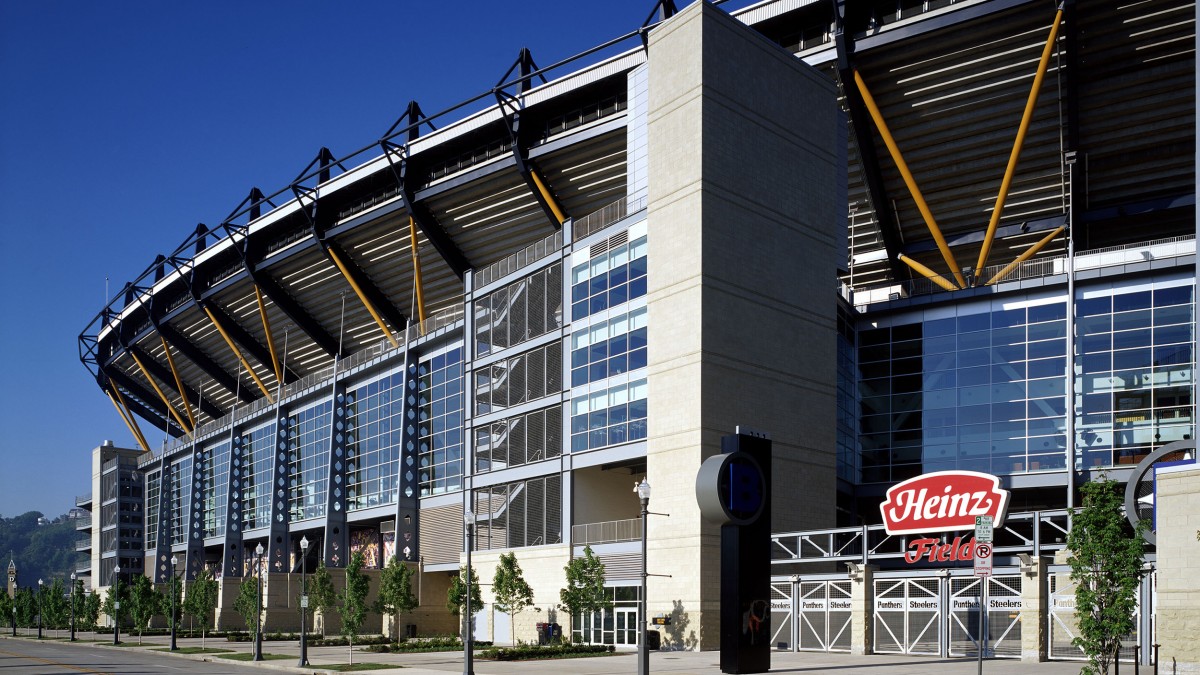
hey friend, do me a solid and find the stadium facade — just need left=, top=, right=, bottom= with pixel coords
left=77, top=0, right=1195, bottom=662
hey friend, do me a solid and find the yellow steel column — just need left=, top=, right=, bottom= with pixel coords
left=409, top=216, right=428, bottom=335
left=107, top=382, right=151, bottom=453
left=855, top=70, right=966, bottom=289
left=327, top=246, right=400, bottom=348
left=130, top=351, right=192, bottom=434
left=160, top=336, right=196, bottom=431
left=201, top=305, right=275, bottom=402
left=985, top=226, right=1066, bottom=286
left=530, top=167, right=567, bottom=226
left=975, top=9, right=1064, bottom=276
left=897, top=254, right=960, bottom=292
left=253, top=285, right=282, bottom=384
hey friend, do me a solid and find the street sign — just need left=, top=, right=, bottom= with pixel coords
left=975, top=515, right=994, bottom=543
left=974, top=542, right=993, bottom=577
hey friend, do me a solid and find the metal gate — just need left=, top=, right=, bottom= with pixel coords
left=796, top=580, right=852, bottom=652
left=948, top=576, right=1023, bottom=658
left=874, top=577, right=940, bottom=655
left=770, top=579, right=793, bottom=650
left=1049, top=572, right=1144, bottom=662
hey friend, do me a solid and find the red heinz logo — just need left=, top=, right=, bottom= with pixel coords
left=880, top=471, right=1010, bottom=535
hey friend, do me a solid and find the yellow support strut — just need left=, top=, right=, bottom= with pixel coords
left=202, top=305, right=275, bottom=403
left=130, top=350, right=192, bottom=434
left=985, top=226, right=1066, bottom=286
left=975, top=9, right=1064, bottom=277
left=898, top=254, right=960, bottom=292
left=107, top=382, right=150, bottom=452
left=530, top=167, right=567, bottom=226
left=855, top=70, right=966, bottom=289
left=160, top=336, right=196, bottom=431
left=327, top=246, right=400, bottom=349
left=253, top=285, right=282, bottom=385
left=409, top=216, right=428, bottom=334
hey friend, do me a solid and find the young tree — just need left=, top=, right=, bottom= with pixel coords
left=14, top=587, right=35, bottom=628
left=182, top=569, right=218, bottom=649
left=83, top=591, right=101, bottom=633
left=127, top=574, right=161, bottom=644
left=493, top=552, right=534, bottom=645
left=446, top=565, right=483, bottom=619
left=162, top=574, right=183, bottom=634
left=559, top=545, right=611, bottom=642
left=233, top=574, right=261, bottom=639
left=42, top=579, right=69, bottom=633
left=1067, top=477, right=1147, bottom=675
left=307, top=560, right=337, bottom=636
left=100, top=579, right=129, bottom=633
left=0, top=589, right=12, bottom=632
left=339, top=551, right=371, bottom=665
left=376, top=556, right=417, bottom=642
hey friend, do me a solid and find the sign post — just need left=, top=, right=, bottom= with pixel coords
left=973, top=515, right=994, bottom=674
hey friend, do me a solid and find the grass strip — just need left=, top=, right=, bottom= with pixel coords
left=217, top=652, right=293, bottom=661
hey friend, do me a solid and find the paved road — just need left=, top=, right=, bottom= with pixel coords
left=0, top=632, right=1098, bottom=674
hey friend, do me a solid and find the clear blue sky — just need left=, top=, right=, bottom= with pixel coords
left=0, top=0, right=702, bottom=518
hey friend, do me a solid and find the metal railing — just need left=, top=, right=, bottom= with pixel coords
left=571, top=517, right=643, bottom=546
left=852, top=234, right=1196, bottom=307
left=76, top=537, right=92, bottom=552
left=573, top=193, right=646, bottom=242
left=475, top=230, right=563, bottom=289
left=75, top=493, right=92, bottom=507
left=75, top=515, right=92, bottom=529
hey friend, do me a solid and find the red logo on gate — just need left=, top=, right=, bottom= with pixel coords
left=880, top=471, right=1010, bottom=535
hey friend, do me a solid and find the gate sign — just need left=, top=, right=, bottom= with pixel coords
left=974, top=542, right=993, bottom=577
left=880, top=471, right=1010, bottom=535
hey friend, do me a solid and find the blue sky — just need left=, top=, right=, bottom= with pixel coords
left=0, top=0, right=686, bottom=518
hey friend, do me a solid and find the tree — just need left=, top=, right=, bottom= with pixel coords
left=1067, top=477, right=1147, bottom=675
left=233, top=574, right=261, bottom=638
left=559, top=545, right=611, bottom=641
left=446, top=565, right=483, bottom=617
left=127, top=574, right=161, bottom=644
left=82, top=591, right=101, bottom=632
left=42, top=579, right=69, bottom=632
left=0, top=588, right=12, bottom=631
left=182, top=568, right=218, bottom=649
left=307, top=560, right=337, bottom=636
left=14, top=587, right=35, bottom=627
left=100, top=579, right=129, bottom=631
left=339, top=551, right=371, bottom=665
left=493, top=552, right=534, bottom=645
left=376, top=556, right=417, bottom=642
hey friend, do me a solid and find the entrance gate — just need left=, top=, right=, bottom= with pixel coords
left=796, top=580, right=852, bottom=652
left=874, top=577, right=940, bottom=655
left=1049, top=571, right=1147, bottom=662
left=769, top=579, right=792, bottom=650
left=948, top=576, right=1023, bottom=658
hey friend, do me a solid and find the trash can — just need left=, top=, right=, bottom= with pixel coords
left=536, top=622, right=548, bottom=645
left=548, top=623, right=562, bottom=642
left=646, top=629, right=661, bottom=650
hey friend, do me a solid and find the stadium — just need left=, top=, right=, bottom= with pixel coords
left=75, top=0, right=1195, bottom=666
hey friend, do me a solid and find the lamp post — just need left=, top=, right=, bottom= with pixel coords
left=112, top=564, right=121, bottom=646
left=298, top=536, right=309, bottom=667
left=70, top=572, right=77, bottom=642
left=36, top=579, right=43, bottom=640
left=636, top=478, right=651, bottom=675
left=463, top=508, right=476, bottom=675
left=169, top=555, right=178, bottom=651
left=253, top=543, right=264, bottom=662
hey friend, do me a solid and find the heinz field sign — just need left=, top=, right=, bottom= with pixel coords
left=881, top=471, right=1010, bottom=535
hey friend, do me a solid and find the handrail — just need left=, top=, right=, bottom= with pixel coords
left=571, top=517, right=643, bottom=546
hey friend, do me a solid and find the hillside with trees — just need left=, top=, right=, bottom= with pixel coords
left=0, top=511, right=84, bottom=588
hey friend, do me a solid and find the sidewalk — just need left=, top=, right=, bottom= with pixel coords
left=7, top=628, right=1095, bottom=674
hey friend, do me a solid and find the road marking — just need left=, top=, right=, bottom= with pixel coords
left=0, top=647, right=112, bottom=674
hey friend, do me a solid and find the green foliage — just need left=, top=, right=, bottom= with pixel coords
left=376, top=556, right=417, bottom=641
left=446, top=565, right=482, bottom=617
left=233, top=574, right=261, bottom=636
left=101, top=577, right=129, bottom=629
left=1067, top=477, right=1147, bottom=675
left=182, top=568, right=218, bottom=648
left=478, top=643, right=614, bottom=660
left=308, top=559, right=337, bottom=613
left=493, top=552, right=534, bottom=645
left=0, top=587, right=12, bottom=627
left=82, top=591, right=101, bottom=631
left=339, top=551, right=371, bottom=665
left=41, top=578, right=69, bottom=630
left=0, top=512, right=84, bottom=585
left=559, top=546, right=611, bottom=625
left=127, top=574, right=161, bottom=643
left=161, top=574, right=183, bottom=631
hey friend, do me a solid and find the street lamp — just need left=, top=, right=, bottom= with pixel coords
left=253, top=543, right=264, bottom=662
left=169, top=555, right=178, bottom=651
left=37, top=578, right=43, bottom=640
left=298, top=536, right=309, bottom=667
left=112, top=564, right=121, bottom=646
left=636, top=478, right=651, bottom=675
left=70, top=572, right=77, bottom=642
left=463, top=508, right=476, bottom=675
